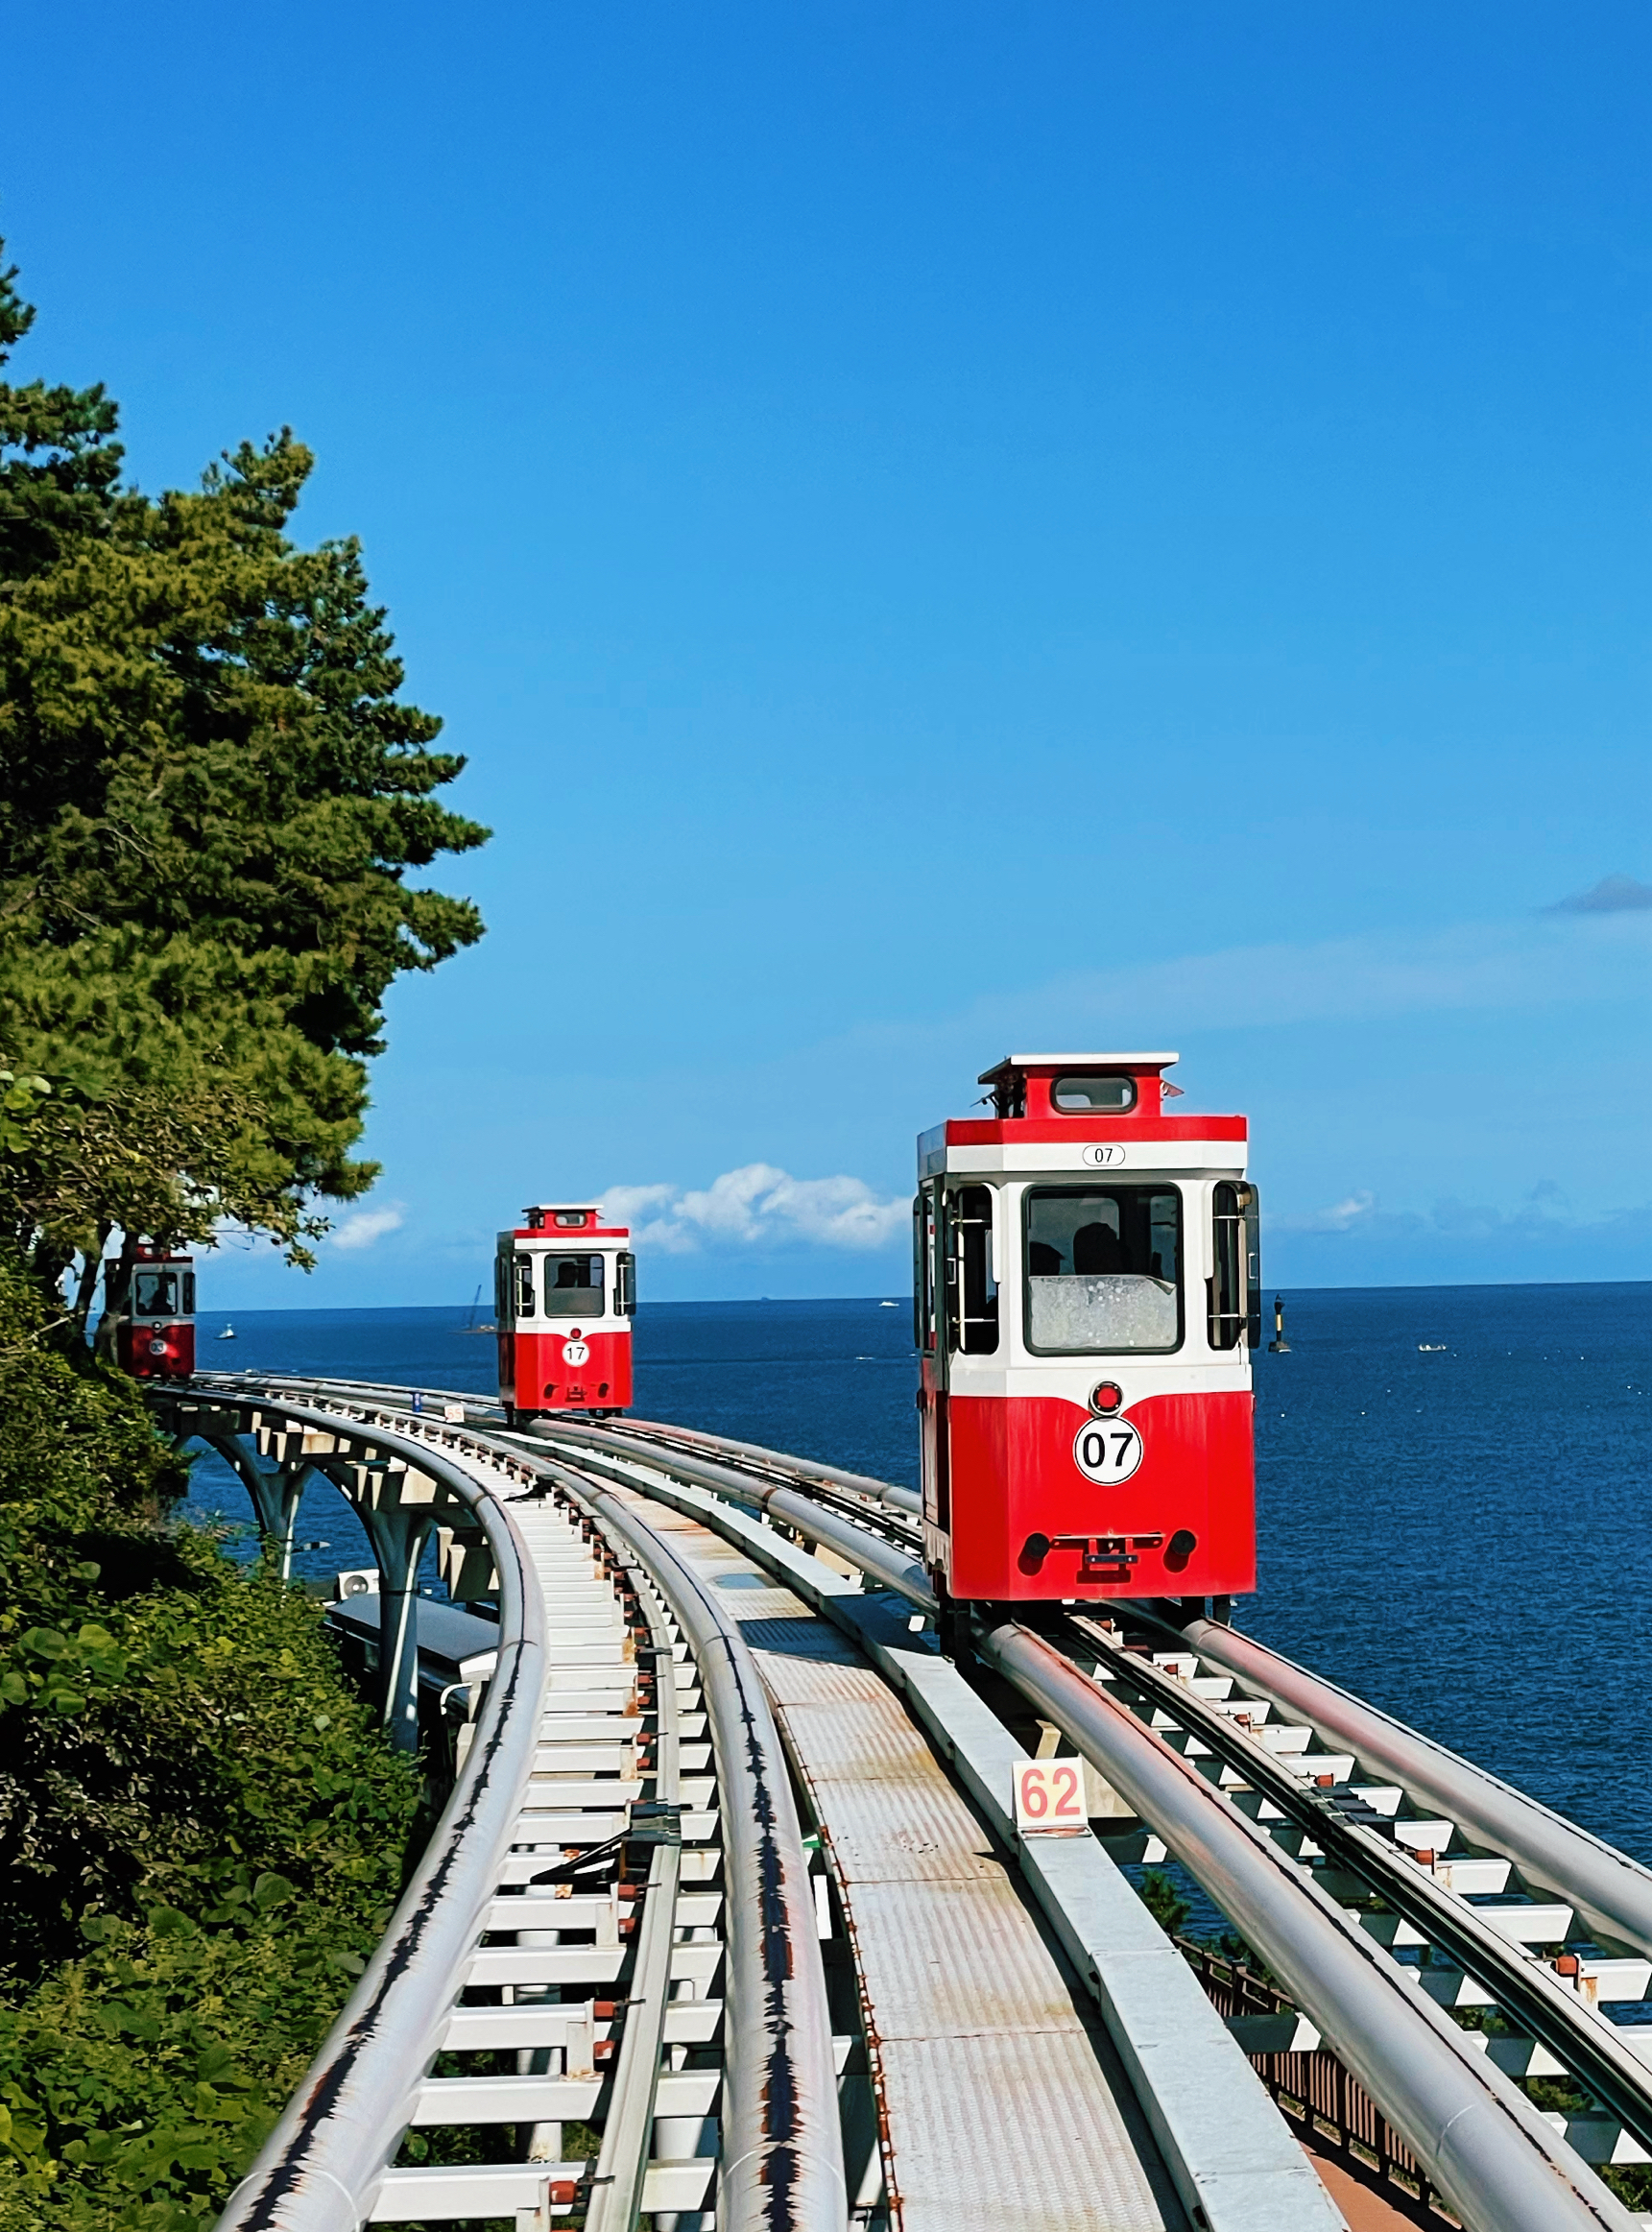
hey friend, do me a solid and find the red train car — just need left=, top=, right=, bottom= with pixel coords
left=108, top=1244, right=197, bottom=1380
left=495, top=1204, right=635, bottom=1425
left=916, top=1053, right=1258, bottom=1618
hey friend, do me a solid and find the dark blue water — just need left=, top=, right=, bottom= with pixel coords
left=183, top=1284, right=1652, bottom=1865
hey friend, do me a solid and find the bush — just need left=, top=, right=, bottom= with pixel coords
left=0, top=1260, right=420, bottom=2227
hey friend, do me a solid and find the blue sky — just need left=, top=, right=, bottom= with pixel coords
left=9, top=2, right=1649, bottom=1303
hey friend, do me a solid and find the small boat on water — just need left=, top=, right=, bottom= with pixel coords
left=217, top=1322, right=237, bottom=1341
left=879, top=1300, right=898, bottom=1308
left=457, top=1284, right=497, bottom=1335
left=1418, top=1343, right=1447, bottom=1353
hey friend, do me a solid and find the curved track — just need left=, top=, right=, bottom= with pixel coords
left=159, top=1385, right=844, bottom=2232
left=172, top=1378, right=1652, bottom=2232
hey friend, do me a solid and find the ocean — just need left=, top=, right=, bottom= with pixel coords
left=184, top=1282, right=1652, bottom=1867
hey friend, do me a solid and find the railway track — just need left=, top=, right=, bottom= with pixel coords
left=546, top=1404, right=1652, bottom=2160
left=176, top=1377, right=1652, bottom=2232
left=160, top=1386, right=842, bottom=2232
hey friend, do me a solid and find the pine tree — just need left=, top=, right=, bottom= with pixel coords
left=0, top=243, right=489, bottom=1333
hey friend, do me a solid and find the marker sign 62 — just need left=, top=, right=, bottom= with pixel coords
left=1014, top=1758, right=1089, bottom=1836
left=1073, top=1417, right=1143, bottom=1483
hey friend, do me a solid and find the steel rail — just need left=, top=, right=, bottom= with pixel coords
left=533, top=1451, right=848, bottom=2232
left=978, top=1622, right=1636, bottom=2232
left=195, top=1375, right=1652, bottom=1980
left=532, top=1420, right=928, bottom=1572
left=583, top=1536, right=681, bottom=2232
left=197, top=1379, right=848, bottom=2232
left=593, top=1416, right=923, bottom=1520
left=197, top=1368, right=505, bottom=1416
left=544, top=1420, right=1641, bottom=2232
left=549, top=1400, right=1652, bottom=2002
left=204, top=1399, right=547, bottom=2232
left=1069, top=1619, right=1652, bottom=2156
left=1156, top=1611, right=1652, bottom=1969
left=185, top=1380, right=1649, bottom=2229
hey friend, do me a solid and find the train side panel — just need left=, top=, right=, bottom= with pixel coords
left=938, top=1387, right=1255, bottom=1600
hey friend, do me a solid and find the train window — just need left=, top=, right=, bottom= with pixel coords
left=495, top=1253, right=511, bottom=1324
left=1022, top=1187, right=1182, bottom=1354
left=514, top=1254, right=537, bottom=1317
left=133, top=1271, right=179, bottom=1318
left=947, top=1185, right=999, bottom=1355
left=1051, top=1074, right=1137, bottom=1114
left=544, top=1253, right=604, bottom=1316
left=181, top=1271, right=196, bottom=1315
left=1208, top=1184, right=1260, bottom=1351
left=616, top=1252, right=637, bottom=1316
left=914, top=1192, right=940, bottom=1354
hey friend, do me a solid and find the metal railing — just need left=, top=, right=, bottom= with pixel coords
left=204, top=1401, right=547, bottom=2232
left=171, top=1380, right=847, bottom=2232
left=537, top=1414, right=1642, bottom=2232
left=178, top=1375, right=1651, bottom=2232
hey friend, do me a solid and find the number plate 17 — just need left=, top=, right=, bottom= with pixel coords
left=1013, top=1758, right=1089, bottom=1836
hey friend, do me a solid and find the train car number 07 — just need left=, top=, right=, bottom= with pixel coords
left=1073, top=1419, right=1143, bottom=1483
left=1014, top=1759, right=1089, bottom=1836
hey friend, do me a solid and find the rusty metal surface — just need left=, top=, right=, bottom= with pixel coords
left=643, top=1517, right=1189, bottom=2232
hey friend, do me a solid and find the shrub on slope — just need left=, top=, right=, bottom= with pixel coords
left=0, top=1263, right=420, bottom=2230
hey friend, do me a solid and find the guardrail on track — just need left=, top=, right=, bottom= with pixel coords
left=180, top=1377, right=1652, bottom=2232
left=1164, top=1611, right=1652, bottom=1971
left=187, top=1401, right=548, bottom=2232
left=164, top=1382, right=848, bottom=2232
left=530, top=1413, right=1643, bottom=2232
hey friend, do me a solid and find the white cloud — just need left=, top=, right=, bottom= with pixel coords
left=1273, top=1190, right=1377, bottom=1235
left=1271, top=1181, right=1652, bottom=1251
left=604, top=1164, right=908, bottom=1255
left=330, top=1203, right=406, bottom=1252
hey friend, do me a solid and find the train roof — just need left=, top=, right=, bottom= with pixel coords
left=978, top=1052, right=1180, bottom=1081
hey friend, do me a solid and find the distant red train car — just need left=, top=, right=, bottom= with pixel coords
left=495, top=1204, right=635, bottom=1424
left=108, top=1244, right=197, bottom=1380
left=916, top=1054, right=1257, bottom=1619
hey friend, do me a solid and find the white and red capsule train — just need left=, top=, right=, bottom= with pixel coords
left=107, top=1243, right=198, bottom=1380
left=494, top=1204, right=636, bottom=1424
left=917, top=1053, right=1258, bottom=1618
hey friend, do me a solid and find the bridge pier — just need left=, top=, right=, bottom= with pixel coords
left=204, top=1436, right=313, bottom=1583
left=350, top=1498, right=435, bottom=1753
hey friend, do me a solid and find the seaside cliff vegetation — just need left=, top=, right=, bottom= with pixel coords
left=0, top=1265, right=422, bottom=2231
left=0, top=246, right=487, bottom=2225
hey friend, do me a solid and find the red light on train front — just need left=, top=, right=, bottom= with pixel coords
left=1089, top=1381, right=1123, bottom=1415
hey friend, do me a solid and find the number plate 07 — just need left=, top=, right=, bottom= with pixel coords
left=1073, top=1418, right=1144, bottom=1483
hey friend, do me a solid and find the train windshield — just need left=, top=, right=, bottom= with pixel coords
left=1022, top=1187, right=1182, bottom=1353
left=132, top=1270, right=180, bottom=1318
left=543, top=1254, right=605, bottom=1316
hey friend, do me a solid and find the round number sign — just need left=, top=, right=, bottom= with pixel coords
left=1073, top=1416, right=1144, bottom=1484
left=562, top=1338, right=590, bottom=1367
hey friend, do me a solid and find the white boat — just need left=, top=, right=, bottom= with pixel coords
left=879, top=1300, right=898, bottom=1308
left=217, top=1323, right=237, bottom=1341
left=1417, top=1342, right=1447, bottom=1353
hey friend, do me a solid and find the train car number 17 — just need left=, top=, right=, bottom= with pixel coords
left=1013, top=1758, right=1089, bottom=1836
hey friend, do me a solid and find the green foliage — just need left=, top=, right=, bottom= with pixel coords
left=0, top=241, right=488, bottom=1318
left=0, top=1258, right=421, bottom=2227
left=1135, top=1866, right=1190, bottom=1939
